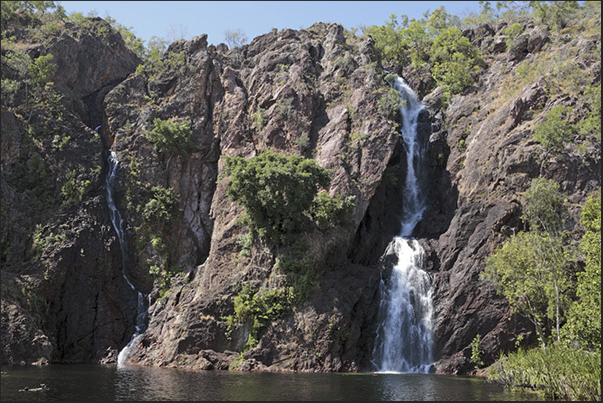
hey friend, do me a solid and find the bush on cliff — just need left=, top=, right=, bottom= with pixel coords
left=533, top=105, right=573, bottom=156
left=362, top=7, right=481, bottom=103
left=146, top=118, right=194, bottom=159
left=223, top=150, right=354, bottom=245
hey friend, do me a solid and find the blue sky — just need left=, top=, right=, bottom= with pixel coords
left=59, top=1, right=483, bottom=46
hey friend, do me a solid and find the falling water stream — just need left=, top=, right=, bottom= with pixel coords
left=372, top=76, right=434, bottom=374
left=104, top=149, right=148, bottom=365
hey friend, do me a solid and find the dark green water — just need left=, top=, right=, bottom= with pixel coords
left=1, top=364, right=542, bottom=401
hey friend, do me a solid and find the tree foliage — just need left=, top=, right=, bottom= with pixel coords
left=484, top=178, right=601, bottom=353
left=563, top=190, right=601, bottom=350
left=533, top=105, right=573, bottom=155
left=488, top=344, right=601, bottom=400
left=223, top=28, right=248, bottom=48
left=578, top=84, right=601, bottom=140
left=142, top=185, right=180, bottom=234
left=482, top=230, right=571, bottom=348
left=225, top=283, right=291, bottom=351
left=146, top=118, right=194, bottom=158
left=223, top=150, right=353, bottom=245
left=430, top=26, right=481, bottom=101
left=531, top=0, right=579, bottom=31
left=521, top=177, right=568, bottom=233
left=362, top=6, right=480, bottom=101
left=27, top=53, right=55, bottom=87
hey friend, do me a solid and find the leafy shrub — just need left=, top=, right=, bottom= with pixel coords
left=225, top=283, right=291, bottom=351
left=142, top=185, right=180, bottom=233
left=311, top=191, right=355, bottom=230
left=276, top=97, right=294, bottom=120
left=377, top=85, right=402, bottom=120
left=482, top=230, right=571, bottom=348
left=252, top=107, right=266, bottom=131
left=502, top=22, right=524, bottom=50
left=430, top=26, right=481, bottom=102
left=489, top=344, right=601, bottom=400
left=146, top=118, right=194, bottom=158
left=141, top=185, right=181, bottom=293
left=533, top=105, right=572, bottom=154
left=8, top=152, right=56, bottom=216
left=1, top=49, right=31, bottom=106
left=61, top=167, right=91, bottom=207
left=532, top=1, right=579, bottom=31
left=223, top=150, right=334, bottom=245
left=362, top=7, right=461, bottom=68
left=223, top=28, right=248, bottom=48
left=521, top=178, right=568, bottom=232
left=563, top=190, right=601, bottom=351
left=578, top=84, right=601, bottom=140
left=28, top=54, right=56, bottom=88
left=471, top=334, right=484, bottom=367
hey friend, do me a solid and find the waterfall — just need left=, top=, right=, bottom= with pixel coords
left=372, top=76, right=434, bottom=374
left=104, top=149, right=148, bottom=365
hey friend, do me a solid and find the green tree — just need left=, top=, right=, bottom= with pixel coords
left=142, top=185, right=180, bottom=234
left=28, top=53, right=56, bottom=88
left=225, top=283, right=291, bottom=351
left=430, top=26, right=481, bottom=102
left=104, top=15, right=145, bottom=59
left=361, top=14, right=409, bottom=65
left=502, top=22, right=524, bottom=50
left=533, top=105, right=573, bottom=155
left=482, top=230, right=571, bottom=348
left=426, top=5, right=461, bottom=37
left=223, top=28, right=248, bottom=48
left=223, top=150, right=334, bottom=244
left=578, top=84, right=601, bottom=140
left=1, top=48, right=31, bottom=107
left=522, top=177, right=568, bottom=233
left=1, top=1, right=65, bottom=30
left=146, top=118, right=194, bottom=158
left=531, top=0, right=579, bottom=31
left=483, top=178, right=572, bottom=347
left=563, top=190, right=601, bottom=351
left=145, top=35, right=169, bottom=63
left=404, top=19, right=431, bottom=68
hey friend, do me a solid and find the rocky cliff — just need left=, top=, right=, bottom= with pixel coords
left=1, top=11, right=600, bottom=374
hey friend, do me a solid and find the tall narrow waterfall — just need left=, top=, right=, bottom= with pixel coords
left=104, top=150, right=148, bottom=365
left=372, top=76, right=434, bottom=374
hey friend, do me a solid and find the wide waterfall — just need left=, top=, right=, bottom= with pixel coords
left=372, top=76, right=434, bottom=374
left=104, top=149, right=148, bottom=365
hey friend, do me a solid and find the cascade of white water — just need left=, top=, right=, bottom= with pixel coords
left=104, top=149, right=147, bottom=365
left=372, top=76, right=434, bottom=374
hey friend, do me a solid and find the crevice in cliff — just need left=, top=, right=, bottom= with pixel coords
left=348, top=138, right=405, bottom=266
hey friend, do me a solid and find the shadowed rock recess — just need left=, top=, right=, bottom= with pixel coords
left=1, top=16, right=600, bottom=374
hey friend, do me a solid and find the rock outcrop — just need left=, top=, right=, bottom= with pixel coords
left=1, top=13, right=600, bottom=375
left=1, top=17, right=142, bottom=364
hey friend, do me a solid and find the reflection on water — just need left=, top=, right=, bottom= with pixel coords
left=1, top=364, right=542, bottom=401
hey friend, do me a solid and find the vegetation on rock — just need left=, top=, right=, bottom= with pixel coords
left=223, top=150, right=354, bottom=246
left=145, top=118, right=194, bottom=159
left=0, top=0, right=600, bottom=388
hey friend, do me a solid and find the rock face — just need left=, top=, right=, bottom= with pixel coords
left=1, top=17, right=142, bottom=364
left=421, top=19, right=601, bottom=372
left=1, top=14, right=600, bottom=375
left=105, top=23, right=409, bottom=372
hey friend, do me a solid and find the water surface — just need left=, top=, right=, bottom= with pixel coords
left=1, top=364, right=542, bottom=401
